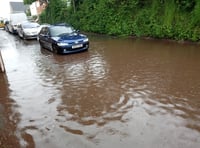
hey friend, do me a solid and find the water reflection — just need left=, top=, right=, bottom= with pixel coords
left=0, top=73, right=21, bottom=147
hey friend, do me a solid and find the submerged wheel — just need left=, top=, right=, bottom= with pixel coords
left=22, top=34, right=26, bottom=40
left=52, top=44, right=58, bottom=54
left=39, top=40, right=43, bottom=49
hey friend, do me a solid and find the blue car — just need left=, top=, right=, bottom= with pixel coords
left=38, top=24, right=89, bottom=54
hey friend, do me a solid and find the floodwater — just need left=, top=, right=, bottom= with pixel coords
left=0, top=29, right=200, bottom=148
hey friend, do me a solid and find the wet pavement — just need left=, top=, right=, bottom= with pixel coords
left=0, top=29, right=200, bottom=148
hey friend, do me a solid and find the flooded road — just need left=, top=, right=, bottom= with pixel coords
left=0, top=29, right=200, bottom=148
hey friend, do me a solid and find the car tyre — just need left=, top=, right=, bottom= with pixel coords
left=39, top=40, right=43, bottom=48
left=52, top=44, right=58, bottom=54
left=22, top=34, right=26, bottom=40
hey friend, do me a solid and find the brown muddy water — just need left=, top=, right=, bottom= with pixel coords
left=0, top=30, right=200, bottom=148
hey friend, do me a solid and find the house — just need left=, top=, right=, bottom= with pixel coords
left=9, top=1, right=26, bottom=13
left=30, top=0, right=47, bottom=16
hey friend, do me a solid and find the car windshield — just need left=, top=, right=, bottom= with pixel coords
left=23, top=23, right=40, bottom=28
left=50, top=26, right=74, bottom=37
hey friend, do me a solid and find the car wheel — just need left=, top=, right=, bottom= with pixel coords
left=39, top=40, right=43, bottom=48
left=5, top=25, right=8, bottom=32
left=52, top=44, right=58, bottom=54
left=22, top=34, right=26, bottom=40
left=11, top=28, right=14, bottom=33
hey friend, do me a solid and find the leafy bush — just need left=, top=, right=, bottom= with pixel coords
left=39, top=0, right=200, bottom=41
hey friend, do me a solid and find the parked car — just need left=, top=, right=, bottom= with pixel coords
left=38, top=24, right=89, bottom=54
left=3, top=20, right=9, bottom=31
left=17, top=21, right=40, bottom=39
left=0, top=19, right=5, bottom=28
left=7, top=13, right=28, bottom=34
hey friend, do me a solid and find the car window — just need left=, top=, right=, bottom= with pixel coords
left=40, top=27, right=45, bottom=34
left=40, top=27, right=49, bottom=35
left=50, top=26, right=74, bottom=37
left=22, top=23, right=40, bottom=28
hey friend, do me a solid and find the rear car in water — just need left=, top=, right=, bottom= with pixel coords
left=38, top=24, right=89, bottom=54
left=17, top=21, right=40, bottom=39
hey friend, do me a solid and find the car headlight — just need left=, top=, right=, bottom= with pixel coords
left=83, top=38, right=89, bottom=42
left=57, top=42, right=69, bottom=46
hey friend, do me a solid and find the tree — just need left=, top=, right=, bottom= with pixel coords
left=40, top=0, right=67, bottom=24
left=23, top=0, right=35, bottom=4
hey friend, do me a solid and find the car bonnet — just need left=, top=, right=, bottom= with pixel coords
left=53, top=33, right=87, bottom=42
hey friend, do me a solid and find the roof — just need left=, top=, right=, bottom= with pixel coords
left=54, top=23, right=71, bottom=27
left=10, top=2, right=26, bottom=13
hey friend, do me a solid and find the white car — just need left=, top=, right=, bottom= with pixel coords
left=17, top=21, right=40, bottom=39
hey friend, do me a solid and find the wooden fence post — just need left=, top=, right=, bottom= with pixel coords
left=0, top=50, right=5, bottom=73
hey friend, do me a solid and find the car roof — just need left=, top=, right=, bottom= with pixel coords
left=24, top=21, right=39, bottom=24
left=40, top=24, right=50, bottom=28
left=53, top=23, right=71, bottom=27
left=39, top=23, right=73, bottom=30
left=20, top=21, right=39, bottom=25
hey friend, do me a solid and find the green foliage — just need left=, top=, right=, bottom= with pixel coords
left=23, top=0, right=35, bottom=4
left=176, top=0, right=196, bottom=12
left=40, top=0, right=68, bottom=24
left=39, top=0, right=200, bottom=41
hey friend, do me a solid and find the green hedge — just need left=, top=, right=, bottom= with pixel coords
left=40, top=0, right=200, bottom=41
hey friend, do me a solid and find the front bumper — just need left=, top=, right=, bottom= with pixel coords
left=56, top=42, right=89, bottom=54
left=24, top=34, right=38, bottom=39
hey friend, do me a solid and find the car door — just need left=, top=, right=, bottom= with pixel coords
left=45, top=28, right=53, bottom=51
